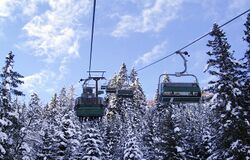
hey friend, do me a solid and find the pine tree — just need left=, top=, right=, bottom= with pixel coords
left=130, top=68, right=138, bottom=84
left=123, top=127, right=143, bottom=160
left=0, top=51, right=24, bottom=159
left=243, top=13, right=250, bottom=73
left=150, top=104, right=186, bottom=160
left=162, top=73, right=171, bottom=83
left=164, top=106, right=185, bottom=160
left=117, top=63, right=129, bottom=89
left=24, top=93, right=43, bottom=159
left=82, top=127, right=103, bottom=159
left=54, top=111, right=79, bottom=160
left=103, top=115, right=123, bottom=160
left=38, top=94, right=59, bottom=159
left=206, top=23, right=248, bottom=159
left=37, top=128, right=54, bottom=160
left=129, top=70, right=146, bottom=135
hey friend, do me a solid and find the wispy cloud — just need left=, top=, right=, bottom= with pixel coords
left=22, top=0, right=90, bottom=63
left=0, top=0, right=20, bottom=18
left=112, top=0, right=183, bottom=37
left=21, top=70, right=55, bottom=95
left=134, top=41, right=167, bottom=66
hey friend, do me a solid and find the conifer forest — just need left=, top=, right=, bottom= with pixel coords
left=0, top=10, right=250, bottom=160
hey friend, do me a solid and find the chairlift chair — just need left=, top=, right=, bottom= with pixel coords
left=157, top=51, right=201, bottom=104
left=117, top=88, right=134, bottom=98
left=158, top=74, right=201, bottom=103
left=75, top=71, right=106, bottom=118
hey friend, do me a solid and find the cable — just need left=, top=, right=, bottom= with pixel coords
left=88, top=0, right=96, bottom=77
left=136, top=8, right=250, bottom=72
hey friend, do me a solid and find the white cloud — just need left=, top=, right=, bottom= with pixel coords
left=112, top=0, right=183, bottom=37
left=0, top=0, right=44, bottom=19
left=134, top=41, right=167, bottom=65
left=22, top=0, right=42, bottom=16
left=21, top=70, right=55, bottom=94
left=23, top=0, right=90, bottom=62
left=0, top=0, right=20, bottom=18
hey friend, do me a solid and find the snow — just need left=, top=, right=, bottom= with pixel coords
left=174, top=127, right=180, bottom=133
left=21, top=142, right=31, bottom=153
left=211, top=93, right=218, bottom=103
left=233, top=88, right=241, bottom=96
left=0, top=144, right=6, bottom=154
left=176, top=146, right=183, bottom=152
left=230, top=140, right=241, bottom=150
left=226, top=101, right=231, bottom=111
left=0, top=131, right=8, bottom=142
left=203, top=63, right=210, bottom=72
left=0, top=119, right=8, bottom=126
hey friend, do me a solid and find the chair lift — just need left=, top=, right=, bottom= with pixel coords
left=101, top=78, right=133, bottom=98
left=117, top=77, right=134, bottom=98
left=101, top=84, right=117, bottom=94
left=75, top=71, right=106, bottom=118
left=158, top=51, right=201, bottom=103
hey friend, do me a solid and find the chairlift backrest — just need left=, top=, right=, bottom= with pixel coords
left=158, top=73, right=201, bottom=103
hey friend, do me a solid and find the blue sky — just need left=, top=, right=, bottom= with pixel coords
left=0, top=0, right=249, bottom=103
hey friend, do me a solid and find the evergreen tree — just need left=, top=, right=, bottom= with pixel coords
left=150, top=104, right=185, bottom=160
left=0, top=51, right=24, bottom=159
left=165, top=106, right=185, bottom=160
left=162, top=73, right=171, bottom=83
left=82, top=127, right=103, bottom=159
left=129, top=70, right=146, bottom=134
left=38, top=94, right=59, bottom=159
left=129, top=68, right=138, bottom=84
left=117, top=63, right=129, bottom=89
left=55, top=87, right=81, bottom=159
left=103, top=115, right=123, bottom=160
left=206, top=23, right=248, bottom=159
left=23, top=93, right=42, bottom=159
left=123, top=127, right=143, bottom=160
left=243, top=13, right=250, bottom=73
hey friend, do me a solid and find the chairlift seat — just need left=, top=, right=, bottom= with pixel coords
left=75, top=97, right=105, bottom=117
left=101, top=85, right=107, bottom=90
left=106, top=87, right=117, bottom=93
left=159, top=82, right=201, bottom=103
left=117, top=89, right=133, bottom=98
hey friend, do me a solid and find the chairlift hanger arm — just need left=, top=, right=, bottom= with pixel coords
left=175, top=51, right=189, bottom=75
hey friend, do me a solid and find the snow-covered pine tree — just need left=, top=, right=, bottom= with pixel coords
left=108, top=63, right=130, bottom=120
left=117, top=63, right=129, bottom=89
left=243, top=13, right=250, bottom=73
left=23, top=93, right=43, bottom=159
left=130, top=68, right=138, bottom=84
left=0, top=51, right=24, bottom=159
left=38, top=94, right=59, bottom=159
left=103, top=112, right=124, bottom=159
left=178, top=104, right=213, bottom=159
left=164, top=106, right=185, bottom=160
left=37, top=128, right=54, bottom=160
left=82, top=127, right=104, bottom=160
left=52, top=88, right=80, bottom=160
left=162, top=73, right=171, bottom=83
left=206, top=23, right=248, bottom=159
left=239, top=12, right=250, bottom=159
left=54, top=111, right=80, bottom=160
left=150, top=104, right=185, bottom=160
left=129, top=69, right=147, bottom=133
left=142, top=108, right=155, bottom=160
left=123, top=127, right=143, bottom=160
